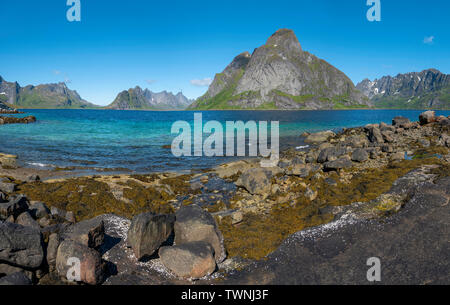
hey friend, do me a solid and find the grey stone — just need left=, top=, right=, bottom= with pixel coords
left=0, top=195, right=29, bottom=220
left=159, top=241, right=216, bottom=279
left=174, top=205, right=226, bottom=263
left=392, top=116, right=410, bottom=127
left=61, top=217, right=105, bottom=249
left=127, top=213, right=174, bottom=260
left=317, top=147, right=347, bottom=163
left=0, top=222, right=44, bottom=268
left=47, top=233, right=60, bottom=272
left=235, top=168, right=273, bottom=195
left=56, top=240, right=105, bottom=285
left=16, top=211, right=40, bottom=230
left=29, top=201, right=50, bottom=219
left=304, top=131, right=335, bottom=144
left=351, top=148, right=368, bottom=162
left=324, top=156, right=353, bottom=170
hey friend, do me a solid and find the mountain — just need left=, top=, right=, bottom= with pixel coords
left=189, top=29, right=371, bottom=110
left=107, top=87, right=193, bottom=110
left=0, top=76, right=98, bottom=109
left=356, top=69, right=450, bottom=109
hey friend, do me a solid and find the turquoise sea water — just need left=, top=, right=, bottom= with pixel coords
left=1, top=109, right=449, bottom=174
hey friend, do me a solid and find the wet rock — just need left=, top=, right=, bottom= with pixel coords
left=351, top=148, right=368, bottom=162
left=16, top=211, right=40, bottom=231
left=324, top=156, right=353, bottom=171
left=419, top=111, right=436, bottom=125
left=29, top=201, right=51, bottom=219
left=0, top=272, right=32, bottom=285
left=56, top=240, right=105, bottom=285
left=235, top=168, right=272, bottom=195
left=62, top=217, right=105, bottom=249
left=174, top=205, right=226, bottom=263
left=304, top=130, right=335, bottom=144
left=0, top=195, right=29, bottom=220
left=159, top=241, right=216, bottom=279
left=0, top=222, right=44, bottom=269
left=127, top=212, right=175, bottom=260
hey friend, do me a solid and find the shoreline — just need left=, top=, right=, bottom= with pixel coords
left=1, top=111, right=449, bottom=284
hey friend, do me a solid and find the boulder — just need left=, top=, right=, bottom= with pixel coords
left=56, top=240, right=105, bottom=285
left=159, top=241, right=216, bottom=279
left=366, top=125, right=384, bottom=144
left=127, top=213, right=175, bottom=260
left=324, top=156, right=353, bottom=171
left=0, top=264, right=33, bottom=279
left=419, top=111, right=436, bottom=125
left=392, top=116, right=410, bottom=127
left=235, top=168, right=272, bottom=195
left=16, top=211, right=40, bottom=230
left=381, top=130, right=395, bottom=143
left=0, top=272, right=32, bottom=285
left=29, top=201, right=51, bottom=219
left=27, top=175, right=40, bottom=182
left=351, top=148, right=369, bottom=162
left=317, top=147, right=347, bottom=163
left=0, top=154, right=17, bottom=168
left=61, top=217, right=105, bottom=249
left=174, top=205, right=226, bottom=263
left=0, top=180, right=15, bottom=194
left=0, top=195, right=29, bottom=220
left=51, top=207, right=75, bottom=223
left=345, top=134, right=369, bottom=148
left=304, top=130, right=335, bottom=144
left=0, top=222, right=44, bottom=269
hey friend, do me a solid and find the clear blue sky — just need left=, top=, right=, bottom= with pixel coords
left=0, top=0, right=448, bottom=106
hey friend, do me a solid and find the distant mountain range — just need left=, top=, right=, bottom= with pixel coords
left=189, top=29, right=371, bottom=110
left=106, top=87, right=192, bottom=110
left=0, top=76, right=96, bottom=109
left=0, top=76, right=192, bottom=110
left=356, top=69, right=450, bottom=109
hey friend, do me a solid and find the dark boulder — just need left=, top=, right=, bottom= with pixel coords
left=324, top=156, right=353, bottom=171
left=235, top=168, right=273, bottom=195
left=392, top=116, right=410, bottom=127
left=0, top=222, right=44, bottom=269
left=61, top=217, right=105, bottom=249
left=0, top=195, right=29, bottom=220
left=419, top=111, right=436, bottom=125
left=16, top=211, right=40, bottom=230
left=0, top=272, right=32, bottom=285
left=127, top=212, right=175, bottom=260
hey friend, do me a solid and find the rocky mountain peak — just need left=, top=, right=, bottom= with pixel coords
left=265, top=28, right=302, bottom=53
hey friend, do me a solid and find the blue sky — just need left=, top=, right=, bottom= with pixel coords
left=0, top=0, right=448, bottom=105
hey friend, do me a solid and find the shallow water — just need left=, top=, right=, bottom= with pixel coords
left=1, top=109, right=449, bottom=173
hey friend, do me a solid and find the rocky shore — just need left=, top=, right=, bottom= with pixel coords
left=0, top=111, right=449, bottom=285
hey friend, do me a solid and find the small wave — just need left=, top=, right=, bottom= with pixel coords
left=296, top=145, right=310, bottom=150
left=28, top=162, right=55, bottom=168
